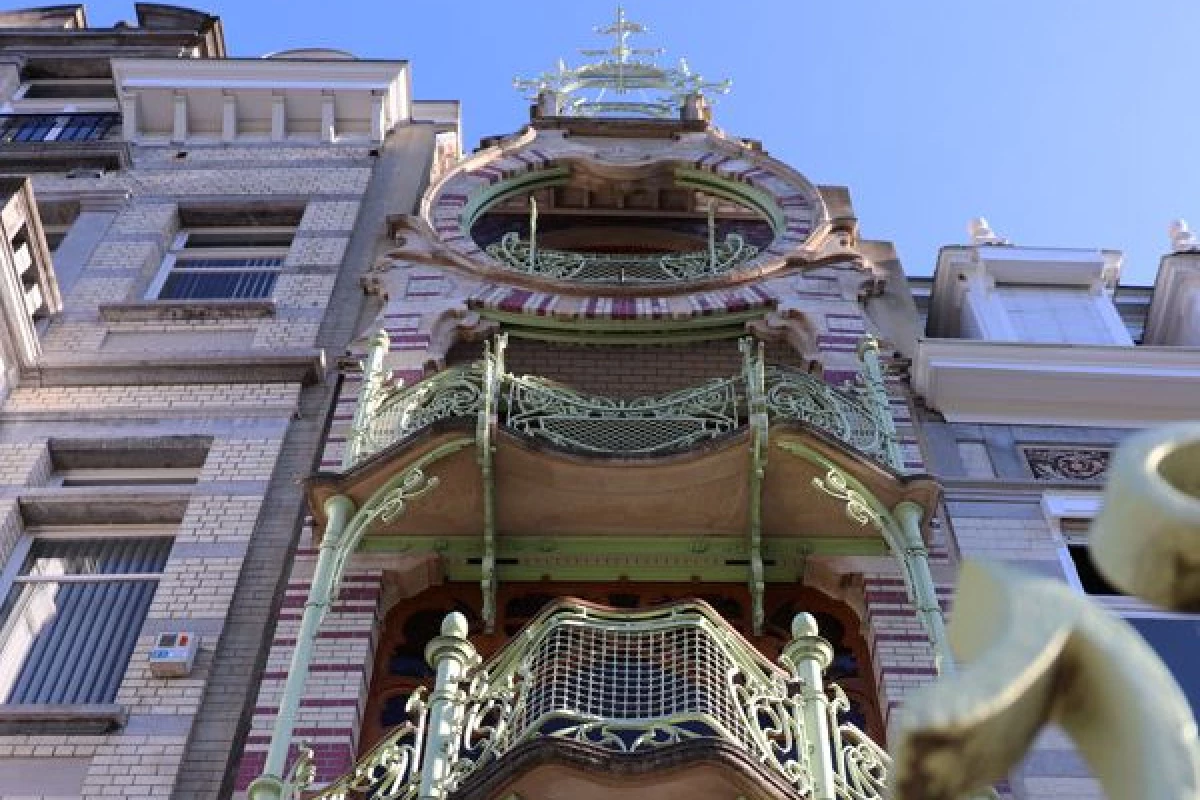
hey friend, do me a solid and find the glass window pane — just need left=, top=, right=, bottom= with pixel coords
left=0, top=538, right=170, bottom=704
left=20, top=538, right=171, bottom=578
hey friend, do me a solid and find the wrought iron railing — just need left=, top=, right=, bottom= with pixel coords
left=505, top=373, right=743, bottom=454
left=485, top=231, right=760, bottom=284
left=346, top=360, right=898, bottom=468
left=300, top=602, right=889, bottom=800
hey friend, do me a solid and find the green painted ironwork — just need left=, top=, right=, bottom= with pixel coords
left=855, top=336, right=905, bottom=471
left=484, top=230, right=760, bottom=284
left=478, top=335, right=507, bottom=633
left=775, top=440, right=952, bottom=676
left=741, top=337, right=768, bottom=634
left=346, top=338, right=901, bottom=469
left=248, top=440, right=473, bottom=800
left=505, top=372, right=742, bottom=454
left=512, top=7, right=731, bottom=119
left=306, top=601, right=887, bottom=800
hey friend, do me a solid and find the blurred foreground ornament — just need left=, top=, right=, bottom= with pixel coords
left=890, top=422, right=1200, bottom=799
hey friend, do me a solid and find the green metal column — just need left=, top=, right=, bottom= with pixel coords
left=893, top=500, right=953, bottom=675
left=343, top=329, right=391, bottom=469
left=418, top=612, right=479, bottom=800
left=741, top=337, right=767, bottom=634
left=856, top=336, right=905, bottom=472
left=781, top=612, right=837, bottom=800
left=247, top=494, right=357, bottom=800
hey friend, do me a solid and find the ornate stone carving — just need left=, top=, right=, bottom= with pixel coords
left=1023, top=446, right=1111, bottom=482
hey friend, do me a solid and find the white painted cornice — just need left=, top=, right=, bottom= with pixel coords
left=112, top=57, right=411, bottom=144
left=913, top=338, right=1200, bottom=427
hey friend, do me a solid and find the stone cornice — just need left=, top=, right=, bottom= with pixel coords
left=914, top=337, right=1200, bottom=426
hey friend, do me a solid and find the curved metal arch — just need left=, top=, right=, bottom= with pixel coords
left=774, top=439, right=952, bottom=675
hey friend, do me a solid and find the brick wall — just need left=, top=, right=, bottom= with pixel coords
left=447, top=338, right=811, bottom=397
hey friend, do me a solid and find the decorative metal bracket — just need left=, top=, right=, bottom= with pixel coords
left=776, top=441, right=953, bottom=675
left=248, top=439, right=473, bottom=800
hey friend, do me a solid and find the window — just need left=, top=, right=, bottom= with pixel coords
left=0, top=113, right=118, bottom=144
left=36, top=200, right=81, bottom=254
left=147, top=208, right=300, bottom=301
left=18, top=80, right=116, bottom=100
left=1061, top=519, right=1122, bottom=596
left=48, top=436, right=210, bottom=487
left=0, top=534, right=171, bottom=704
left=1045, top=496, right=1199, bottom=720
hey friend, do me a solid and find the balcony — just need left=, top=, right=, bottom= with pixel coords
left=346, top=357, right=898, bottom=469
left=485, top=231, right=761, bottom=285
left=300, top=601, right=889, bottom=800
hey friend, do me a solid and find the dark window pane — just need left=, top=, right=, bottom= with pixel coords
left=1068, top=544, right=1123, bottom=595
left=160, top=270, right=278, bottom=300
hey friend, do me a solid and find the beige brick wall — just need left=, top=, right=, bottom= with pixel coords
left=199, top=438, right=284, bottom=483
left=3, top=384, right=302, bottom=415
left=0, top=441, right=49, bottom=486
left=171, top=495, right=265, bottom=545
left=299, top=201, right=362, bottom=233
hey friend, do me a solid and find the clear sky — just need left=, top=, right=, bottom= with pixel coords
left=67, top=0, right=1200, bottom=284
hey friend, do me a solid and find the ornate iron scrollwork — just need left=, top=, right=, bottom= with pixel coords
left=485, top=231, right=760, bottom=284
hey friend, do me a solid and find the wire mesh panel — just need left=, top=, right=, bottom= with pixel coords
left=450, top=603, right=813, bottom=795
left=504, top=376, right=742, bottom=454
left=514, top=618, right=750, bottom=749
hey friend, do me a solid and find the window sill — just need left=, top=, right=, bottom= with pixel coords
left=98, top=299, right=276, bottom=323
left=0, top=704, right=127, bottom=735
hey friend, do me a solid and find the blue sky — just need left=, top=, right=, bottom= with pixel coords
left=71, top=0, right=1200, bottom=284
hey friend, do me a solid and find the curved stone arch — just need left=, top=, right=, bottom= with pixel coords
left=419, top=128, right=852, bottom=292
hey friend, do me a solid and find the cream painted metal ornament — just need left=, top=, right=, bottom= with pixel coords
left=891, top=423, right=1200, bottom=799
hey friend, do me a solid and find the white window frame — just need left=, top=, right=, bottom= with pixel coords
left=1042, top=491, right=1194, bottom=615
left=145, top=227, right=293, bottom=301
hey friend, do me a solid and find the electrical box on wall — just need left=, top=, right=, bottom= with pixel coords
left=148, top=631, right=199, bottom=677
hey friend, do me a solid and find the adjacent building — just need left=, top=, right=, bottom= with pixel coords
left=0, top=6, right=1193, bottom=800
left=0, top=4, right=457, bottom=798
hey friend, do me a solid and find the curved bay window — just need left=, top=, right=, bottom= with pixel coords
left=361, top=582, right=883, bottom=753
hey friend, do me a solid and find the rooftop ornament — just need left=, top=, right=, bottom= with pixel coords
left=513, top=6, right=732, bottom=118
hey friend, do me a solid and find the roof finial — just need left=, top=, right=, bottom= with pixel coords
left=968, top=217, right=1009, bottom=246
left=1169, top=219, right=1200, bottom=253
left=514, top=6, right=730, bottom=119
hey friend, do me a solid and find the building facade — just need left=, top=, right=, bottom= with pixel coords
left=0, top=4, right=457, bottom=798
left=0, top=6, right=1194, bottom=800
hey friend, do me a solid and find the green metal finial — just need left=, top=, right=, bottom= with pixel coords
left=513, top=6, right=731, bottom=119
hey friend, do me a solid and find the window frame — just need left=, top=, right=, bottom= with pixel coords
left=145, top=226, right=294, bottom=301
left=0, top=526, right=174, bottom=706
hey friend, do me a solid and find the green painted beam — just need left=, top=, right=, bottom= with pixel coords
left=357, top=534, right=888, bottom=583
